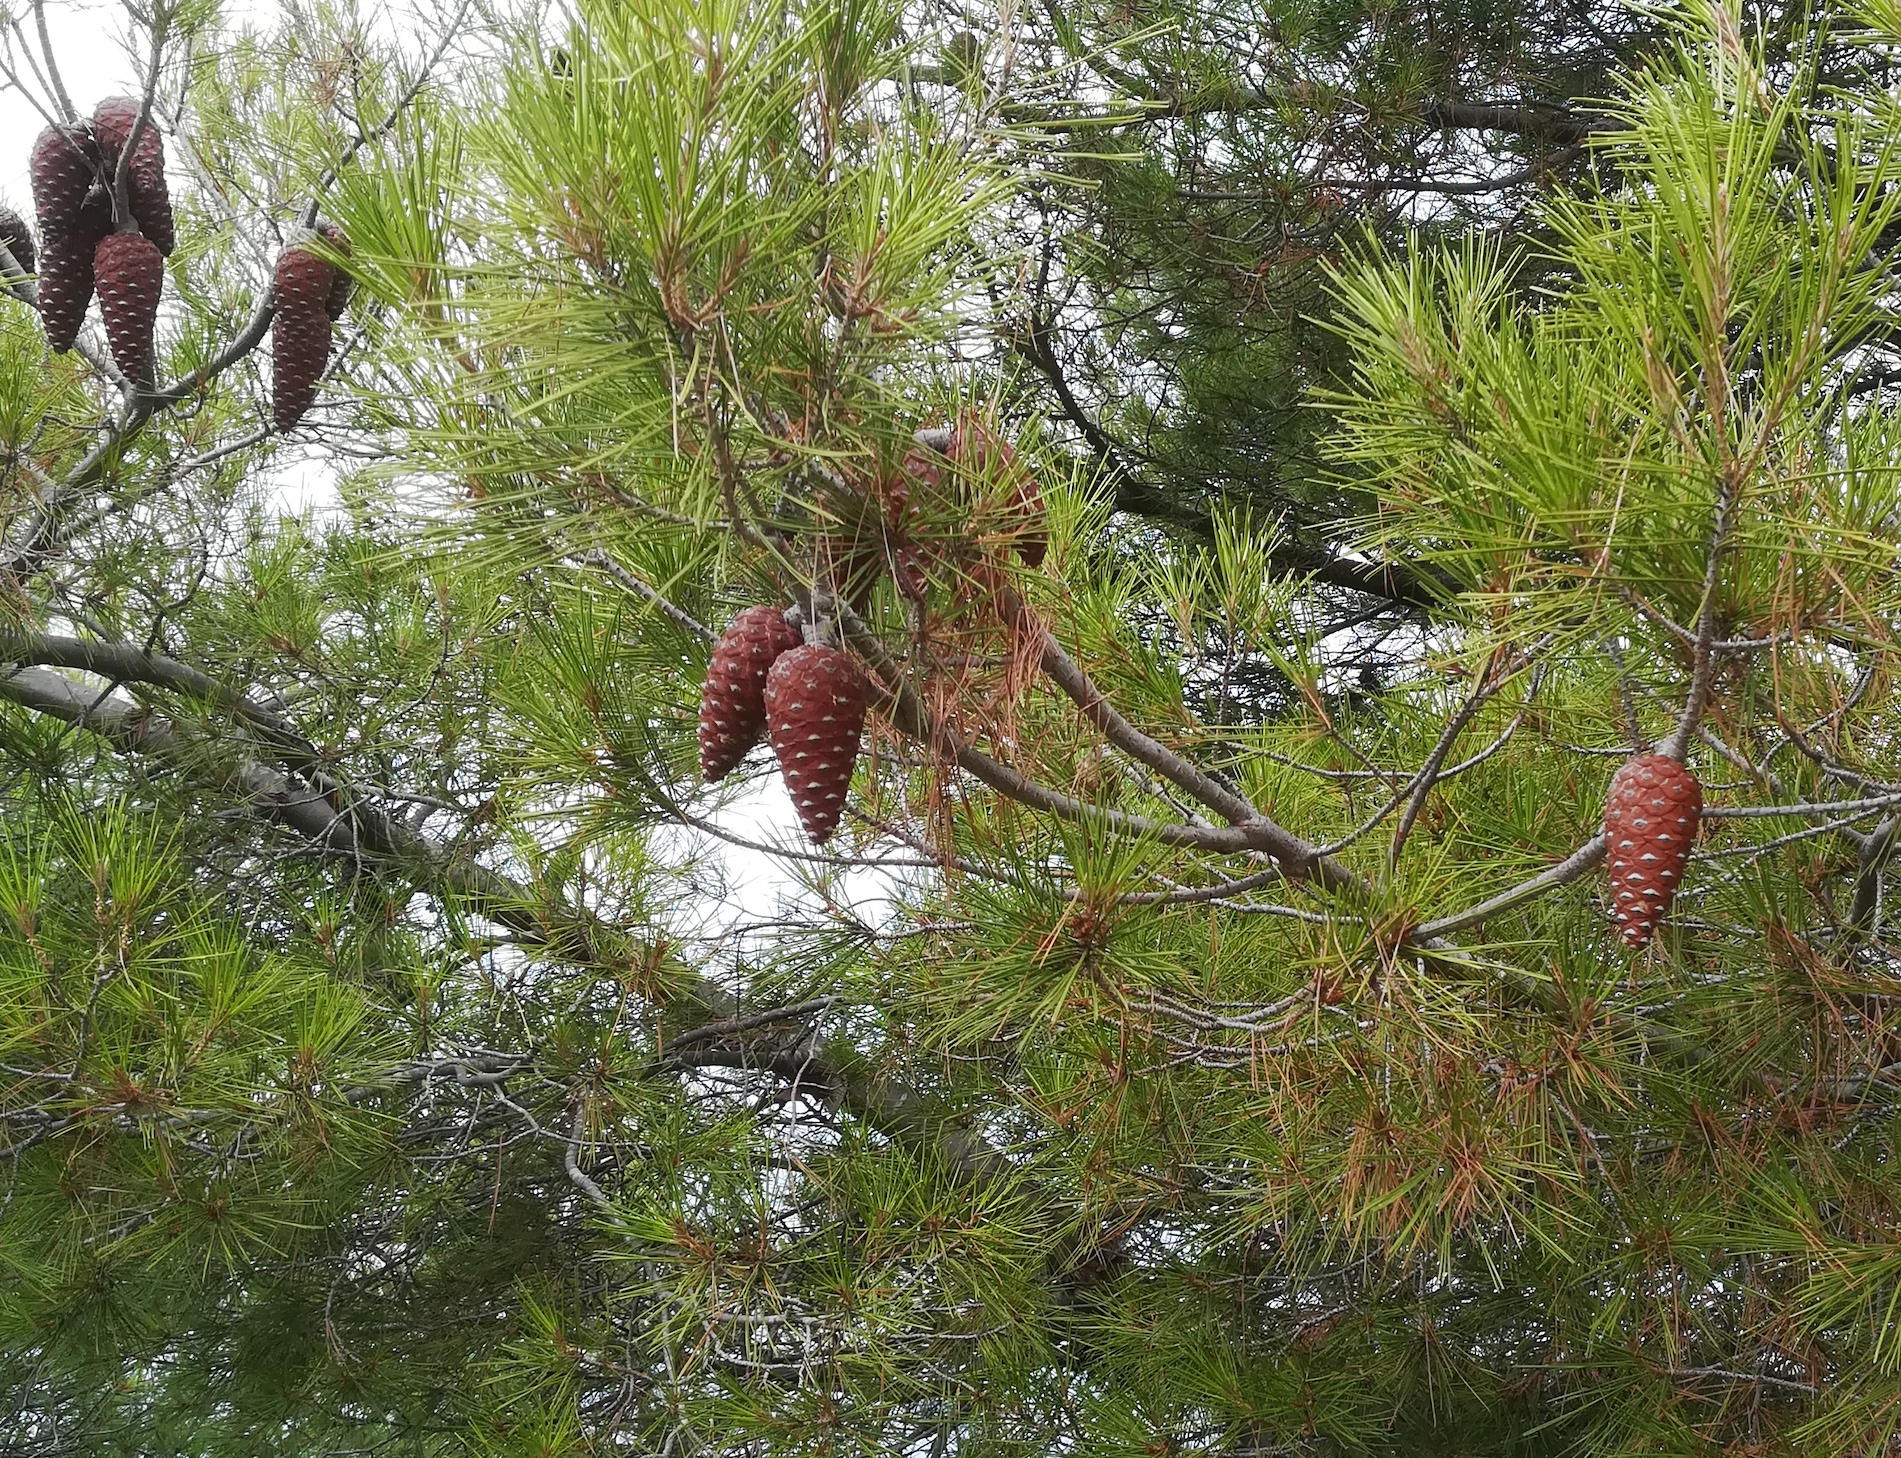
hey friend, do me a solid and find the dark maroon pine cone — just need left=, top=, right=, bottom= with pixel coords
left=94, top=230, right=164, bottom=382
left=764, top=644, right=866, bottom=843
left=36, top=192, right=112, bottom=352
left=91, top=96, right=175, bottom=257
left=313, top=221, right=353, bottom=319
left=699, top=607, right=802, bottom=782
left=31, top=122, right=100, bottom=238
left=1603, top=752, right=1702, bottom=949
left=271, top=242, right=338, bottom=430
left=0, top=206, right=34, bottom=278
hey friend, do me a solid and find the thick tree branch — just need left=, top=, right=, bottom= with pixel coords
left=1850, top=817, right=1898, bottom=936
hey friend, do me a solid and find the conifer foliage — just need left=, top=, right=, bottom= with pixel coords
left=9, top=2, right=1901, bottom=1455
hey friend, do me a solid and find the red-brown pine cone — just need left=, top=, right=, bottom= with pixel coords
left=271, top=242, right=338, bottom=430
left=952, top=415, right=1047, bottom=567
left=93, top=230, right=164, bottom=383
left=0, top=206, right=33, bottom=278
left=698, top=607, right=801, bottom=782
left=31, top=123, right=100, bottom=238
left=36, top=192, right=112, bottom=352
left=764, top=644, right=866, bottom=843
left=1603, top=753, right=1702, bottom=949
left=91, top=97, right=174, bottom=256
left=314, top=221, right=353, bottom=319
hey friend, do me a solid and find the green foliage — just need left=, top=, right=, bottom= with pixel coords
left=11, top=0, right=1901, bottom=1455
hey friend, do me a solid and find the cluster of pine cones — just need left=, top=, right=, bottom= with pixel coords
left=9, top=113, right=1707, bottom=941
left=702, top=422, right=1705, bottom=946
left=696, top=419, right=1052, bottom=845
left=4, top=97, right=350, bottom=428
left=21, top=97, right=175, bottom=377
left=699, top=607, right=865, bottom=845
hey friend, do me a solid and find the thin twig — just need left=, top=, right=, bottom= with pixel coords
left=1414, top=836, right=1608, bottom=940
left=1390, top=646, right=1546, bottom=871
left=1659, top=467, right=1742, bottom=761
left=579, top=548, right=715, bottom=642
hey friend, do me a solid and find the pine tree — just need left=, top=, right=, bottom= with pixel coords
left=7, top=1, right=1901, bottom=1455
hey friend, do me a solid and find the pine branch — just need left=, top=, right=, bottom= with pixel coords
left=1412, top=836, right=1609, bottom=940
left=0, top=658, right=1015, bottom=1187
left=1851, top=819, right=1896, bottom=936
left=1658, top=468, right=1742, bottom=762
left=1004, top=586, right=1374, bottom=898
left=1388, top=645, right=1547, bottom=870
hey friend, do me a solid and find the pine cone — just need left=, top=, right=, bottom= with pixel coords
left=271, top=242, right=337, bottom=430
left=91, top=97, right=174, bottom=256
left=0, top=206, right=34, bottom=278
left=30, top=122, right=99, bottom=238
left=314, top=221, right=353, bottom=319
left=699, top=607, right=801, bottom=782
left=765, top=644, right=866, bottom=843
left=93, top=230, right=164, bottom=383
left=1603, top=753, right=1701, bottom=949
left=36, top=192, right=112, bottom=352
